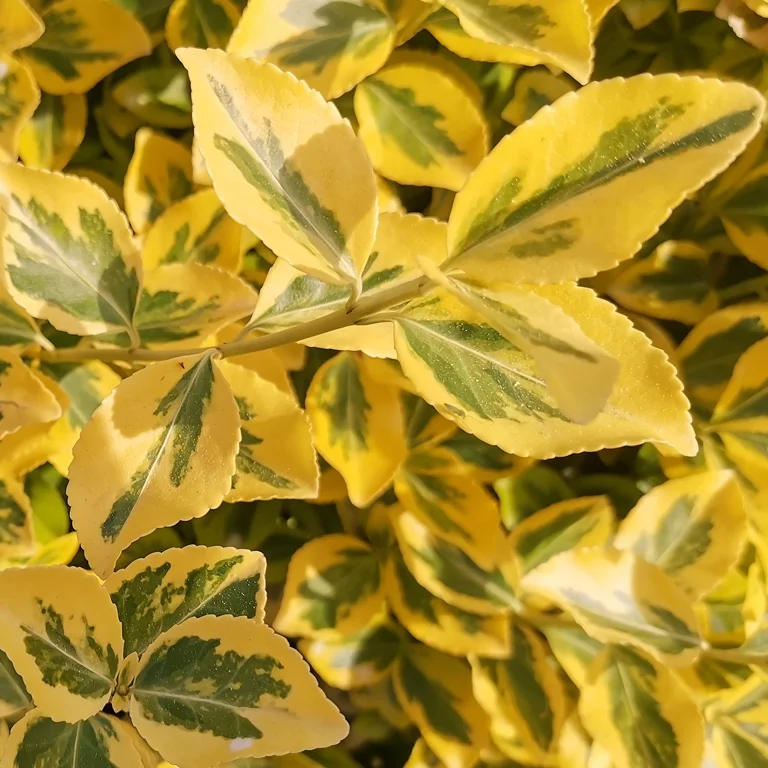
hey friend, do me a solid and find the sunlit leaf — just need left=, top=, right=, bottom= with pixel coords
left=0, top=0, right=43, bottom=55
left=0, top=350, right=61, bottom=439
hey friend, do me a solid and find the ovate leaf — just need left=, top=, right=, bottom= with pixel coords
left=0, top=165, right=143, bottom=338
left=165, top=0, right=240, bottom=50
left=106, top=545, right=266, bottom=657
left=0, top=350, right=61, bottom=439
left=0, top=649, right=30, bottom=719
left=20, top=0, right=151, bottom=95
left=0, top=710, right=145, bottom=768
left=0, top=56, right=39, bottom=164
left=579, top=646, right=704, bottom=768
left=274, top=534, right=384, bottom=638
left=67, top=352, right=240, bottom=577
left=228, top=0, right=396, bottom=100
left=393, top=643, right=491, bottom=768
left=444, top=74, right=764, bottom=285
left=614, top=471, right=747, bottom=600
left=355, top=62, right=489, bottom=191
left=179, top=47, right=378, bottom=288
left=129, top=616, right=349, bottom=766
left=218, top=359, right=318, bottom=502
left=307, top=352, right=407, bottom=507
left=522, top=548, right=703, bottom=666
left=0, top=566, right=122, bottom=721
left=0, top=0, right=43, bottom=55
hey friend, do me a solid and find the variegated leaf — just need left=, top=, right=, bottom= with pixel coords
left=0, top=285, right=47, bottom=350
left=165, top=0, right=240, bottom=50
left=502, top=68, right=576, bottom=126
left=274, top=534, right=384, bottom=639
left=0, top=165, right=143, bottom=339
left=106, top=545, right=266, bottom=658
left=67, top=352, right=241, bottom=577
left=0, top=565, right=122, bottom=721
left=179, top=47, right=378, bottom=288
left=0, top=475, right=35, bottom=558
left=112, top=64, right=192, bottom=130
left=129, top=616, right=349, bottom=766
left=614, top=471, right=747, bottom=600
left=0, top=57, right=39, bottom=164
left=522, top=548, right=703, bottom=666
left=227, top=0, right=396, bottom=99
left=0, top=649, right=30, bottom=720
left=544, top=625, right=604, bottom=690
left=0, top=350, right=61, bottom=439
left=0, top=0, right=43, bottom=55
left=444, top=74, right=763, bottom=285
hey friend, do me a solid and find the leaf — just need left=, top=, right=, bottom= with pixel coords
left=393, top=285, right=696, bottom=459
left=394, top=643, right=491, bottom=768
left=0, top=350, right=61, bottom=440
left=495, top=464, right=574, bottom=530
left=708, top=676, right=768, bottom=767
left=710, top=337, right=768, bottom=493
left=307, top=352, right=407, bottom=507
left=354, top=61, right=488, bottom=191
left=142, top=188, right=242, bottom=272
left=501, top=68, right=576, bottom=126
left=129, top=615, right=349, bottom=767
left=544, top=625, right=604, bottom=690
left=678, top=304, right=768, bottom=413
left=0, top=57, right=39, bottom=164
left=0, top=284, right=47, bottom=350
left=18, top=92, right=87, bottom=171
left=0, top=565, right=122, bottom=722
left=24, top=532, right=79, bottom=568
left=0, top=0, right=43, bottom=55
left=105, top=545, right=266, bottom=658
left=521, top=548, right=703, bottom=666
left=390, top=505, right=518, bottom=616
left=436, top=0, right=593, bottom=84
left=0, top=165, right=143, bottom=338
left=607, top=241, right=718, bottom=325
left=274, top=534, right=385, bottom=638
left=67, top=352, right=241, bottom=578
left=470, top=623, right=568, bottom=762
left=613, top=471, right=747, bottom=600
left=443, top=74, right=764, bottom=285
left=110, top=0, right=174, bottom=38
left=165, top=0, right=240, bottom=50
left=124, top=128, right=193, bottom=235
left=0, top=710, right=145, bottom=768
left=299, top=619, right=401, bottom=691
left=19, top=0, right=151, bottom=95
left=579, top=646, right=704, bottom=768
left=383, top=546, right=511, bottom=659
left=0, top=475, right=35, bottom=557
left=228, top=0, right=396, bottom=100
left=179, top=48, right=378, bottom=288
left=508, top=495, right=615, bottom=577
left=0, top=649, right=30, bottom=720
left=112, top=65, right=192, bottom=130
left=250, top=212, right=447, bottom=359
left=421, top=262, right=621, bottom=424
left=217, top=359, right=319, bottom=502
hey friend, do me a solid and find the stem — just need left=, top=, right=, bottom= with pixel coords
left=31, top=276, right=431, bottom=365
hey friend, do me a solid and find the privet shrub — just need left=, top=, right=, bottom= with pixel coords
left=2, top=1, right=768, bottom=767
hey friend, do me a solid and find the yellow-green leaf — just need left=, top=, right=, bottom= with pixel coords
left=354, top=61, right=489, bottom=191
left=18, top=92, right=87, bottom=171
left=393, top=642, right=491, bottom=768
left=0, top=0, right=43, bottom=55
left=179, top=47, right=378, bottom=288
left=383, top=546, right=511, bottom=659
left=307, top=352, right=407, bottom=507
left=67, top=352, right=240, bottom=578
left=227, top=0, right=396, bottom=100
left=19, top=0, right=151, bottom=95
left=0, top=57, right=39, bottom=164
left=217, top=359, right=318, bottom=502
left=470, top=623, right=568, bottom=762
left=249, top=212, right=447, bottom=359
left=0, top=649, right=30, bottom=719
left=502, top=68, right=576, bottom=126
left=129, top=616, right=349, bottom=766
left=436, top=0, right=593, bottom=84
left=579, top=645, right=704, bottom=768
left=0, top=475, right=36, bottom=558
left=24, top=532, right=79, bottom=567
left=0, top=350, right=60, bottom=439
left=105, top=545, right=266, bottom=658
left=545, top=625, right=604, bottom=690
left=0, top=285, right=48, bottom=350
left=142, top=188, right=242, bottom=272
left=124, top=127, right=193, bottom=235
left=613, top=471, right=747, bottom=600
left=0, top=565, right=122, bottom=722
left=522, top=548, right=703, bottom=666
left=112, top=64, right=192, bottom=131
left=165, top=0, right=240, bottom=51
left=274, top=534, right=384, bottom=638
left=443, top=74, right=763, bottom=286
left=390, top=505, right=518, bottom=616
left=299, top=618, right=401, bottom=691
left=0, top=165, right=143, bottom=338
left=508, top=495, right=615, bottom=577
left=0, top=710, right=145, bottom=768
left=621, top=0, right=670, bottom=27
left=393, top=285, right=696, bottom=459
